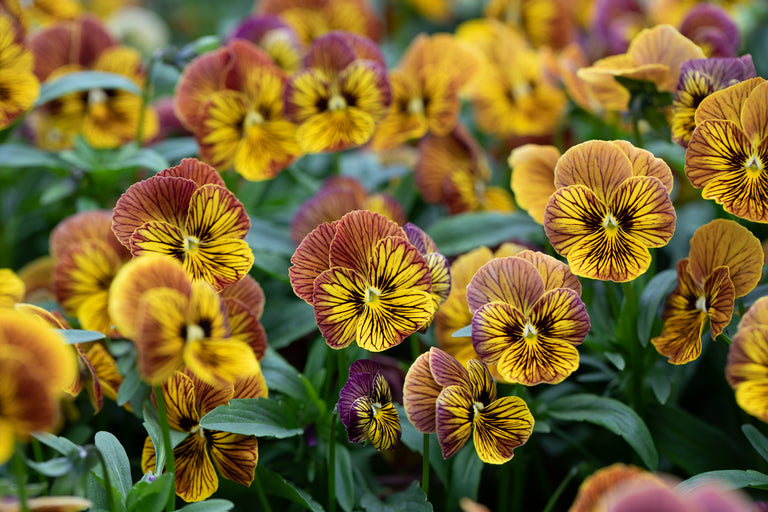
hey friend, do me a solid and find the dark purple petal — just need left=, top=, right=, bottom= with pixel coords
left=349, top=359, right=381, bottom=378
left=403, top=223, right=438, bottom=255
left=337, top=372, right=373, bottom=429
left=227, top=15, right=294, bottom=44
left=679, top=3, right=740, bottom=58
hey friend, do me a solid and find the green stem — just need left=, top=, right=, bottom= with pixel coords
left=253, top=470, right=273, bottom=512
left=93, top=447, right=119, bottom=512
left=717, top=332, right=733, bottom=345
left=410, top=334, right=421, bottom=362
left=12, top=444, right=30, bottom=512
left=154, top=386, right=176, bottom=512
left=622, top=281, right=643, bottom=412
left=541, top=466, right=578, bottom=512
left=421, top=433, right=430, bottom=498
left=632, top=114, right=643, bottom=148
left=328, top=411, right=337, bottom=512
left=135, top=54, right=157, bottom=147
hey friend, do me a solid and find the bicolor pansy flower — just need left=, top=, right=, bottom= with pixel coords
left=577, top=24, right=705, bottom=112
left=176, top=40, right=301, bottom=181
left=415, top=126, right=515, bottom=214
left=289, top=210, right=435, bottom=352
left=108, top=255, right=259, bottom=386
left=28, top=15, right=157, bottom=149
left=727, top=296, right=768, bottom=424
left=544, top=139, right=676, bottom=282
left=671, top=55, right=756, bottom=148
left=483, top=0, right=574, bottom=50
left=403, top=223, right=451, bottom=322
left=685, top=77, right=768, bottom=223
left=290, top=176, right=405, bottom=244
left=652, top=219, right=763, bottom=364
left=467, top=251, right=589, bottom=385
left=434, top=243, right=526, bottom=380
left=227, top=15, right=306, bottom=74
left=0, top=308, right=77, bottom=464
left=678, top=3, right=740, bottom=58
left=220, top=275, right=268, bottom=362
left=284, top=31, right=391, bottom=153
left=50, top=210, right=131, bottom=335
left=403, top=347, right=534, bottom=464
left=0, top=14, right=39, bottom=130
left=370, top=33, right=478, bottom=151
left=0, top=268, right=25, bottom=308
left=111, top=158, right=253, bottom=291
left=337, top=359, right=400, bottom=451
left=142, top=369, right=267, bottom=502
left=508, top=144, right=560, bottom=224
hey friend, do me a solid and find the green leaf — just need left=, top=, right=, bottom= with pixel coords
left=98, top=146, right=168, bottom=173
left=248, top=217, right=296, bottom=256
left=548, top=393, right=658, bottom=470
left=360, top=481, right=433, bottom=512
left=117, top=366, right=143, bottom=407
left=142, top=401, right=188, bottom=475
left=175, top=500, right=234, bottom=512
left=742, top=424, right=768, bottom=463
left=36, top=71, right=141, bottom=107
left=260, top=296, right=317, bottom=349
left=95, top=431, right=132, bottom=504
left=32, top=432, right=80, bottom=457
left=40, top=180, right=77, bottom=205
left=449, top=443, right=483, bottom=506
left=647, top=368, right=671, bottom=405
left=255, top=465, right=324, bottom=512
left=452, top=325, right=471, bottom=338
left=0, top=143, right=64, bottom=169
left=637, top=269, right=677, bottom=346
left=126, top=473, right=173, bottom=512
left=251, top=250, right=291, bottom=282
left=335, top=443, right=355, bottom=512
left=260, top=349, right=325, bottom=421
left=396, top=405, right=449, bottom=486
left=25, top=457, right=72, bottom=477
left=54, top=328, right=105, bottom=344
left=199, top=398, right=304, bottom=438
left=148, top=137, right=199, bottom=163
left=426, top=212, right=544, bottom=256
left=677, top=469, right=768, bottom=492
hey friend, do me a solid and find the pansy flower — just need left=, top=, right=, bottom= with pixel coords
left=0, top=308, right=77, bottom=464
left=403, top=347, right=534, bottom=464
left=678, top=3, right=740, bottom=58
left=28, top=15, right=158, bottom=149
left=727, top=296, right=768, bottom=423
left=484, top=0, right=574, bottom=50
left=590, top=0, right=647, bottom=56
left=468, top=251, right=589, bottom=385
left=227, top=15, right=305, bottom=74
left=577, top=24, right=705, bottom=112
left=141, top=369, right=267, bottom=502
left=109, top=255, right=259, bottom=386
left=403, top=223, right=451, bottom=320
left=255, top=0, right=382, bottom=45
left=284, top=31, right=391, bottom=153
left=50, top=210, right=131, bottom=335
left=337, top=359, right=400, bottom=451
left=0, top=14, right=39, bottom=130
left=671, top=55, right=756, bottom=148
left=370, top=33, right=478, bottom=150
left=220, top=275, right=268, bottom=362
left=289, top=210, right=435, bottom=352
left=415, top=126, right=515, bottom=214
left=652, top=219, right=763, bottom=364
left=685, top=77, right=768, bottom=223
left=0, top=268, right=25, bottom=308
left=112, top=158, right=253, bottom=291
left=544, top=139, right=676, bottom=282
left=434, top=244, right=526, bottom=378
left=290, top=176, right=405, bottom=244
left=508, top=144, right=560, bottom=224
left=176, top=40, right=302, bottom=181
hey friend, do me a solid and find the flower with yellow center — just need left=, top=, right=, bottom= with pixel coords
left=0, top=14, right=39, bottom=130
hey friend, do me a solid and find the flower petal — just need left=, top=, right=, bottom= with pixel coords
left=565, top=226, right=653, bottom=282
left=473, top=396, right=534, bottom=464
left=403, top=351, right=442, bottom=433
left=429, top=347, right=470, bottom=388
left=436, top=385, right=473, bottom=459
left=471, top=301, right=526, bottom=366
left=296, top=108, right=376, bottom=153
left=514, top=250, right=582, bottom=296
left=130, top=220, right=186, bottom=259
left=611, top=139, right=674, bottom=193
left=173, top=434, right=218, bottom=502
left=162, top=371, right=199, bottom=432
left=338, top=372, right=374, bottom=429
left=609, top=176, right=676, bottom=249
left=183, top=338, right=259, bottom=387
left=508, top=144, right=559, bottom=224
left=290, top=220, right=337, bottom=305
left=741, top=80, right=768, bottom=144
left=135, top=287, right=189, bottom=384
left=186, top=238, right=255, bottom=292
left=694, top=77, right=763, bottom=127
left=544, top=184, right=606, bottom=258
left=356, top=287, right=435, bottom=352
left=209, top=431, right=259, bottom=487
left=347, top=396, right=401, bottom=450
left=329, top=210, right=405, bottom=277
left=705, top=266, right=736, bottom=339
left=467, top=359, right=496, bottom=405
left=466, top=256, right=544, bottom=315
left=554, top=140, right=633, bottom=204
left=313, top=267, right=366, bottom=350
left=159, top=158, right=226, bottom=187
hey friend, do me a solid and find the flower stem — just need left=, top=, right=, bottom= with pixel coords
left=541, top=466, right=578, bottom=512
left=421, top=433, right=430, bottom=498
left=717, top=332, right=733, bottom=345
left=253, top=470, right=273, bottom=512
left=12, top=444, right=30, bottom=512
left=154, top=385, right=176, bottom=512
left=328, top=410, right=337, bottom=512
left=135, top=53, right=157, bottom=147
left=410, top=334, right=421, bottom=362
left=93, top=447, right=119, bottom=512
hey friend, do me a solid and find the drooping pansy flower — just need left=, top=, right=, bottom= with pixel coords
left=0, top=13, right=39, bottom=130
left=544, top=139, right=676, bottom=282
left=28, top=15, right=158, bottom=149
left=50, top=210, right=131, bottom=335
left=678, top=3, right=740, bottom=58
left=108, top=255, right=260, bottom=386
left=290, top=176, right=405, bottom=244
left=0, top=268, right=25, bottom=308
left=652, top=219, right=763, bottom=364
left=111, top=158, right=253, bottom=291
left=255, top=0, right=382, bottom=45
left=141, top=369, right=267, bottom=502
left=508, top=144, right=560, bottom=224
left=483, top=0, right=574, bottom=50
left=434, top=243, right=526, bottom=379
left=727, top=296, right=768, bottom=423
left=577, top=24, right=705, bottom=112
left=227, top=15, right=305, bottom=74
left=403, top=223, right=451, bottom=321
left=337, top=359, right=400, bottom=451
left=284, top=31, right=391, bottom=153
left=457, top=19, right=567, bottom=138
left=176, top=40, right=302, bottom=181
left=685, top=77, right=768, bottom=223
left=220, top=275, right=268, bottom=362
left=403, top=347, right=534, bottom=464
left=289, top=210, right=436, bottom=352
left=0, top=308, right=77, bottom=464
left=370, top=33, right=478, bottom=151
left=671, top=55, right=756, bottom=148
left=415, top=125, right=515, bottom=214
left=467, top=251, right=589, bottom=385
